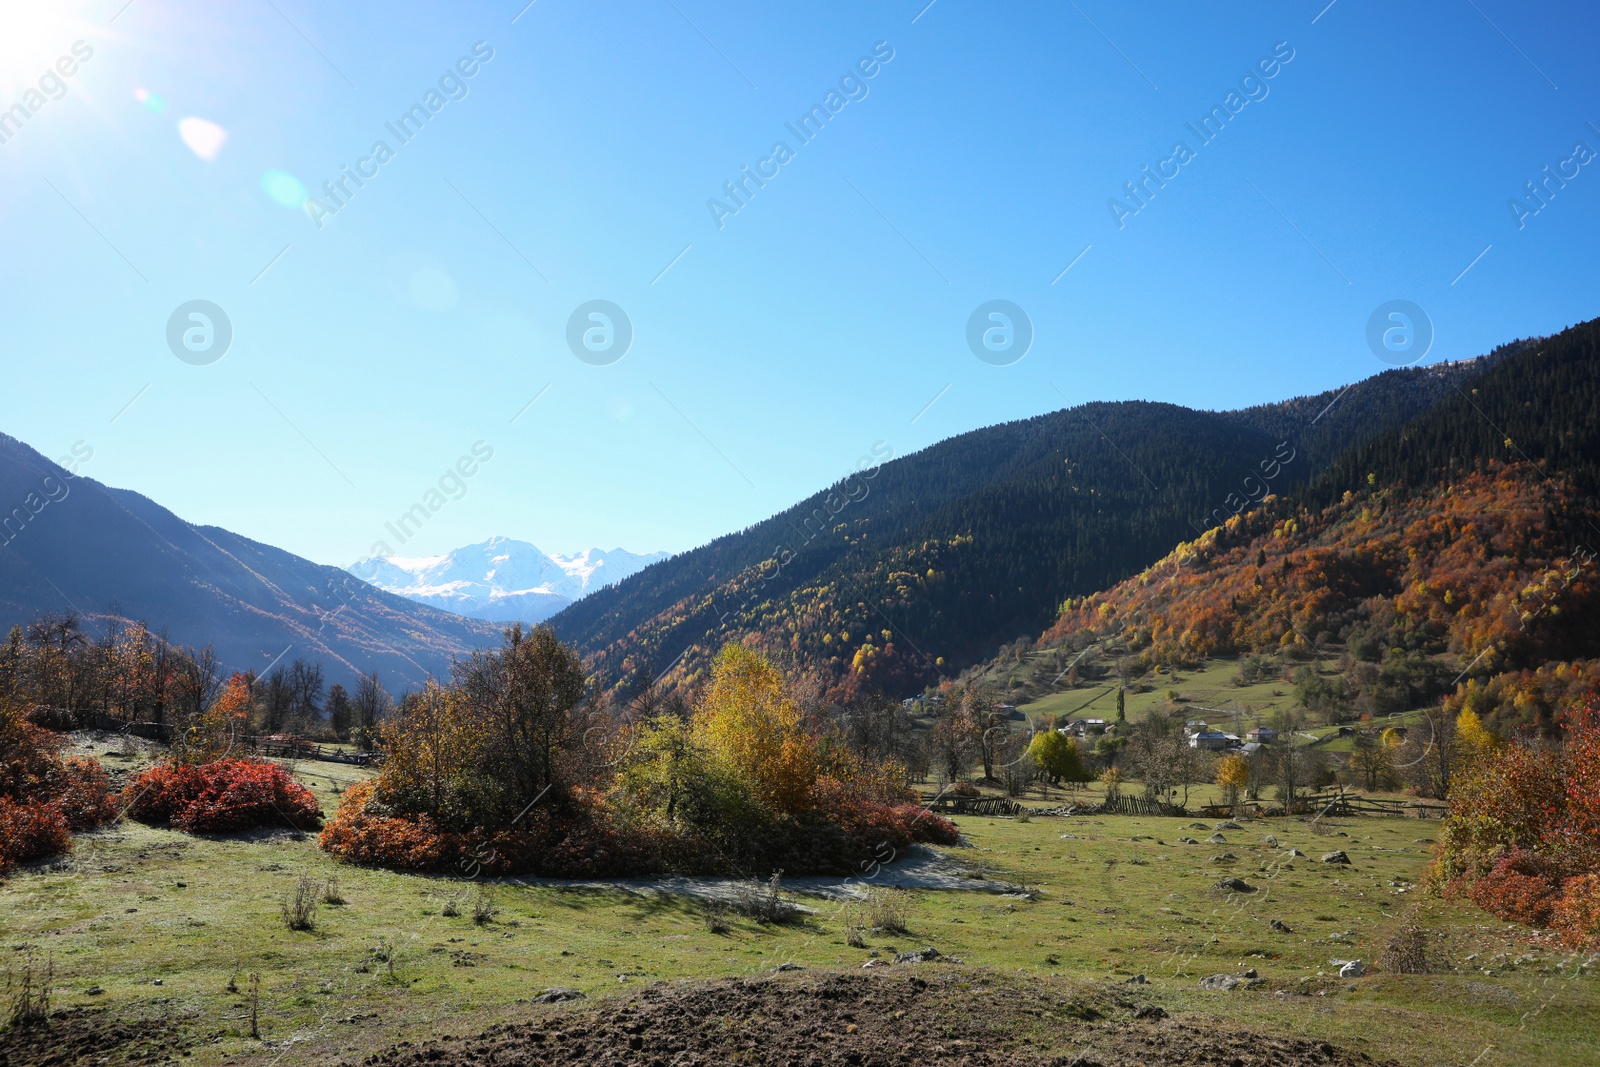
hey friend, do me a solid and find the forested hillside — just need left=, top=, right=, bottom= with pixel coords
left=1022, top=319, right=1600, bottom=736
left=551, top=356, right=1502, bottom=701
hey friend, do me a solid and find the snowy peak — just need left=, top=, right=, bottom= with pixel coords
left=350, top=538, right=669, bottom=624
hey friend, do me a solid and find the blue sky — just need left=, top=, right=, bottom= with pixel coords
left=2, top=0, right=1598, bottom=567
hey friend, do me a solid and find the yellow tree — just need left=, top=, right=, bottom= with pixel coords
left=1216, top=752, right=1250, bottom=809
left=1028, top=729, right=1090, bottom=785
left=693, top=645, right=819, bottom=815
left=1456, top=707, right=1495, bottom=768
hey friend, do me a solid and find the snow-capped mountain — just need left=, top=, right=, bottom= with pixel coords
left=350, top=537, right=669, bottom=624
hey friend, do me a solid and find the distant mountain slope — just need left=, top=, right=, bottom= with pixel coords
left=1218, top=345, right=1524, bottom=473
left=550, top=356, right=1498, bottom=701
left=999, top=317, right=1600, bottom=735
left=352, top=537, right=670, bottom=624
left=0, top=433, right=499, bottom=689
left=1307, top=319, right=1600, bottom=503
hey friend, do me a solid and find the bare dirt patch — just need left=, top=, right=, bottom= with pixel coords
left=0, top=1007, right=194, bottom=1066
left=357, top=968, right=1395, bottom=1067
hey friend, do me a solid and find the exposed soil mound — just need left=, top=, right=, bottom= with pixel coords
left=0, top=1007, right=192, bottom=1066
left=360, top=969, right=1393, bottom=1067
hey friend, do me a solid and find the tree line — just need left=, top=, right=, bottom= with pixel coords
left=0, top=613, right=394, bottom=748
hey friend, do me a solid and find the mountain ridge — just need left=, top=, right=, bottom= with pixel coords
left=0, top=431, right=500, bottom=690
left=547, top=351, right=1514, bottom=701
left=351, top=537, right=670, bottom=624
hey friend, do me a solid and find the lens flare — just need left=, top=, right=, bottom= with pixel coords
left=177, top=116, right=227, bottom=161
left=133, top=87, right=167, bottom=113
left=261, top=170, right=307, bottom=208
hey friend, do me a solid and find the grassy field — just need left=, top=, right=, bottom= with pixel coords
left=2, top=751, right=1596, bottom=1066
left=1014, top=654, right=1346, bottom=729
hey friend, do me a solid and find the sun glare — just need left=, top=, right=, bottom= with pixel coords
left=0, top=1, right=101, bottom=99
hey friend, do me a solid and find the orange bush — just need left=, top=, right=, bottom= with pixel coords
left=57, top=757, right=117, bottom=830
left=0, top=796, right=73, bottom=872
left=320, top=781, right=660, bottom=877
left=321, top=774, right=958, bottom=879
left=123, top=758, right=321, bottom=833
left=1551, top=873, right=1600, bottom=947
left=1464, top=850, right=1562, bottom=928
left=0, top=705, right=115, bottom=872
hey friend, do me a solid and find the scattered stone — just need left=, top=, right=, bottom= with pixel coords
left=1189, top=822, right=1211, bottom=830
left=1123, top=974, right=1148, bottom=984
left=862, top=959, right=890, bottom=969
left=1180, top=837, right=1199, bottom=845
left=1285, top=848, right=1306, bottom=857
left=774, top=963, right=804, bottom=972
left=1270, top=919, right=1294, bottom=934
left=534, top=988, right=586, bottom=1003
left=1199, top=974, right=1242, bottom=991
left=1332, top=959, right=1366, bottom=978
left=893, top=947, right=942, bottom=964
left=153, top=979, right=163, bottom=986
left=1214, top=877, right=1256, bottom=893
left=85, top=986, right=103, bottom=996
left=1263, top=835, right=1279, bottom=848
left=1320, top=850, right=1351, bottom=865
left=1207, top=834, right=1228, bottom=844
left=1215, top=821, right=1243, bottom=831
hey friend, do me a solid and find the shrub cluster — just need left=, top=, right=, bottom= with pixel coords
left=0, top=706, right=115, bottom=872
left=1437, top=699, right=1600, bottom=945
left=320, top=781, right=655, bottom=877
left=123, top=757, right=321, bottom=833
left=321, top=637, right=958, bottom=878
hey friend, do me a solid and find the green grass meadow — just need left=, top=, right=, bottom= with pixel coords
left=2, top=754, right=1596, bottom=1067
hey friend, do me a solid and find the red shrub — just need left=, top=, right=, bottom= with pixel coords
left=949, top=781, right=982, bottom=797
left=1550, top=873, right=1600, bottom=947
left=124, top=758, right=321, bottom=833
left=0, top=796, right=73, bottom=872
left=57, top=757, right=117, bottom=830
left=1465, top=849, right=1564, bottom=928
left=318, top=781, right=452, bottom=870
left=0, top=715, right=65, bottom=800
left=0, top=707, right=115, bottom=872
left=321, top=767, right=966, bottom=878
left=320, top=781, right=660, bottom=878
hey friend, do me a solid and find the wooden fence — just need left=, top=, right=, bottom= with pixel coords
left=70, top=710, right=376, bottom=766
left=922, top=793, right=1021, bottom=816
left=1098, top=793, right=1186, bottom=817
left=1304, top=789, right=1446, bottom=819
